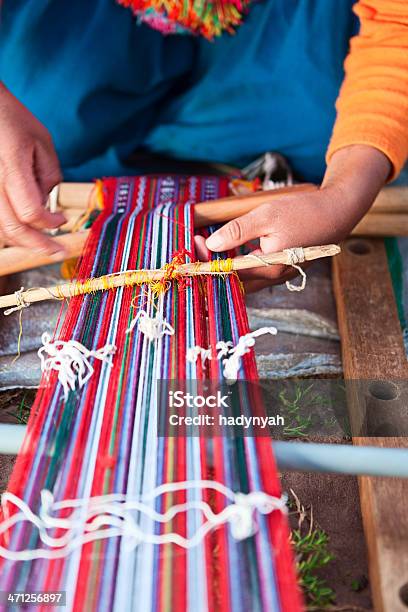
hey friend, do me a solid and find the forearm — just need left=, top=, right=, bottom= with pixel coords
left=321, top=144, right=391, bottom=235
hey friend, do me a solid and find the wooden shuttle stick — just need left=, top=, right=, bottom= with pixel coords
left=0, top=245, right=340, bottom=310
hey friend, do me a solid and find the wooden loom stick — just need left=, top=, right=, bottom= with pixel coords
left=0, top=216, right=404, bottom=278
left=0, top=184, right=406, bottom=277
left=56, top=182, right=408, bottom=215
left=353, top=213, right=408, bottom=237
left=0, top=245, right=340, bottom=310
left=332, top=238, right=408, bottom=612
left=57, top=208, right=408, bottom=236
left=0, top=210, right=406, bottom=279
left=0, top=232, right=90, bottom=277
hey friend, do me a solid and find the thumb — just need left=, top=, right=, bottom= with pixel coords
left=205, top=208, right=265, bottom=252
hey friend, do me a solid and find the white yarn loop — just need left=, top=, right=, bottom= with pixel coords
left=38, top=332, right=116, bottom=400
left=186, top=345, right=212, bottom=365
left=215, top=340, right=234, bottom=359
left=246, top=247, right=307, bottom=292
left=126, top=310, right=175, bottom=341
left=0, top=481, right=286, bottom=560
left=4, top=287, right=30, bottom=316
left=221, top=327, right=277, bottom=383
left=187, top=328, right=277, bottom=383
left=283, top=247, right=307, bottom=292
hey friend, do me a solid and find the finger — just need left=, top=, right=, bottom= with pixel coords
left=0, top=186, right=67, bottom=256
left=35, top=140, right=63, bottom=196
left=4, top=149, right=65, bottom=230
left=205, top=205, right=275, bottom=252
left=194, top=235, right=210, bottom=261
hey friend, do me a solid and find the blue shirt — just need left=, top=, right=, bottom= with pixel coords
left=0, top=0, right=357, bottom=182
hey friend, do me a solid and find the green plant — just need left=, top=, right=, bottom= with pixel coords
left=289, top=489, right=336, bottom=609
left=279, top=384, right=314, bottom=438
left=15, top=392, right=31, bottom=424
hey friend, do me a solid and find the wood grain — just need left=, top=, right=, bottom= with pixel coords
left=333, top=238, right=408, bottom=612
left=353, top=213, right=408, bottom=238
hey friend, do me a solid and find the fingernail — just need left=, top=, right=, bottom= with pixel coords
left=206, top=234, right=224, bottom=251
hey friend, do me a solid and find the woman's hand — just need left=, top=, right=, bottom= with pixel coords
left=201, top=145, right=391, bottom=292
left=0, top=83, right=66, bottom=255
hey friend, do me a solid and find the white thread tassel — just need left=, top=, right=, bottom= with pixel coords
left=38, top=333, right=116, bottom=400
left=186, top=346, right=212, bottom=365
left=126, top=310, right=175, bottom=341
left=187, top=328, right=277, bottom=383
left=222, top=327, right=277, bottom=383
left=0, top=482, right=287, bottom=561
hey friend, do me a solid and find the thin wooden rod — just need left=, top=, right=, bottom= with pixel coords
left=0, top=244, right=339, bottom=309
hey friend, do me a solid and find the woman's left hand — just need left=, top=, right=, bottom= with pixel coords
left=196, top=145, right=392, bottom=292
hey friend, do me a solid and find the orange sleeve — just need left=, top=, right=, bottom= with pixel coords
left=326, top=0, right=408, bottom=180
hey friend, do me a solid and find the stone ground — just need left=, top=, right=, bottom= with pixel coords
left=0, top=260, right=372, bottom=610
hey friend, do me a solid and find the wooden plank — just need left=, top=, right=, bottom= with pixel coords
left=373, top=186, right=408, bottom=214
left=333, top=238, right=408, bottom=612
left=353, top=213, right=408, bottom=238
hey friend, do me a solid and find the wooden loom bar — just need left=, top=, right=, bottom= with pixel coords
left=0, top=244, right=340, bottom=309
left=0, top=232, right=90, bottom=277
left=353, top=213, right=408, bottom=237
left=57, top=182, right=408, bottom=215
left=332, top=238, right=408, bottom=612
left=0, top=182, right=407, bottom=278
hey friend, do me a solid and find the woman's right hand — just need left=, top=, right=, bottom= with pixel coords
left=0, top=83, right=66, bottom=255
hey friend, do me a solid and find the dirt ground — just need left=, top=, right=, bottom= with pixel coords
left=282, top=470, right=372, bottom=611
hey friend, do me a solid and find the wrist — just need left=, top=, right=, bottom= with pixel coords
left=321, top=145, right=391, bottom=214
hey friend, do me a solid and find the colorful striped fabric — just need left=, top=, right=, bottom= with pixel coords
left=0, top=176, right=301, bottom=611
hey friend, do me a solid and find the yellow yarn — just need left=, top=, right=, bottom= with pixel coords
left=209, top=258, right=233, bottom=274
left=53, top=256, right=235, bottom=300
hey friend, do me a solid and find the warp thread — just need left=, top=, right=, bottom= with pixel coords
left=0, top=176, right=301, bottom=612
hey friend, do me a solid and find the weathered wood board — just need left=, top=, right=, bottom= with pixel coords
left=333, top=238, right=408, bottom=612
